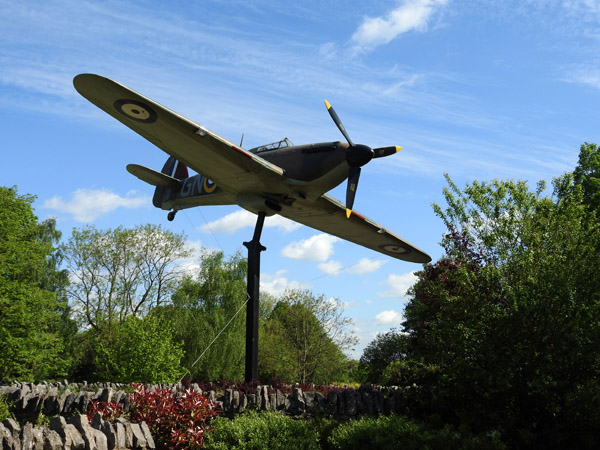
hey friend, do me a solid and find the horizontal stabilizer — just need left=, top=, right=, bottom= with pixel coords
left=126, top=164, right=179, bottom=187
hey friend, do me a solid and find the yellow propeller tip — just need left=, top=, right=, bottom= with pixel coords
left=346, top=208, right=352, bottom=218
left=396, top=146, right=402, bottom=152
left=324, top=100, right=331, bottom=109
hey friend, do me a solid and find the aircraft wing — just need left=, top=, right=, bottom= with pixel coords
left=73, top=74, right=285, bottom=194
left=278, top=194, right=431, bottom=263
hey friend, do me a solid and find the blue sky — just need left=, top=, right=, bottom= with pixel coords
left=1, top=0, right=599, bottom=358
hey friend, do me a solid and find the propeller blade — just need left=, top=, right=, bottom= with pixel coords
left=324, top=100, right=354, bottom=147
left=346, top=166, right=361, bottom=218
left=373, top=146, right=401, bottom=158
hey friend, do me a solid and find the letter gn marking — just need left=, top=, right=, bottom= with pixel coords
left=113, top=99, right=157, bottom=123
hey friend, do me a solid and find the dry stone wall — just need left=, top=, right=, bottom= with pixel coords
left=0, top=381, right=407, bottom=449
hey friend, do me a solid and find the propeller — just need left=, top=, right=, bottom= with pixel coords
left=324, top=100, right=401, bottom=218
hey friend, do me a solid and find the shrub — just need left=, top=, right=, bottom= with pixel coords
left=0, top=395, right=12, bottom=421
left=129, top=383, right=219, bottom=450
left=86, top=399, right=124, bottom=423
left=204, top=410, right=320, bottom=450
left=327, top=414, right=506, bottom=450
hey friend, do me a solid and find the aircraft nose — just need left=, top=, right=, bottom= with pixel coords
left=346, top=144, right=374, bottom=167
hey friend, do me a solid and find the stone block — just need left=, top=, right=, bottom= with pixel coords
left=140, top=422, right=155, bottom=449
left=42, top=429, right=63, bottom=450
left=20, top=423, right=33, bottom=450
left=97, top=389, right=113, bottom=404
left=343, top=389, right=357, bottom=416
left=129, top=423, right=147, bottom=448
left=115, top=419, right=132, bottom=448
left=112, top=422, right=127, bottom=450
left=92, top=429, right=107, bottom=450
left=90, top=413, right=103, bottom=430
left=69, top=414, right=97, bottom=450
left=327, top=391, right=339, bottom=416
left=2, top=418, right=21, bottom=450
left=100, top=422, right=115, bottom=450
left=304, top=391, right=315, bottom=413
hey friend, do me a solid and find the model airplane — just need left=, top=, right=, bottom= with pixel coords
left=73, top=74, right=431, bottom=264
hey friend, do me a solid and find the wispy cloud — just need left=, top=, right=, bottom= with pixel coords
left=318, top=260, right=343, bottom=275
left=260, top=269, right=311, bottom=297
left=373, top=309, right=404, bottom=325
left=199, top=210, right=300, bottom=234
left=42, top=189, right=150, bottom=222
left=347, top=258, right=387, bottom=275
left=378, top=271, right=418, bottom=298
left=351, top=0, right=448, bottom=53
left=281, top=233, right=339, bottom=262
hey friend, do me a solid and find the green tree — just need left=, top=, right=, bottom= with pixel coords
left=572, top=142, right=600, bottom=210
left=259, top=290, right=356, bottom=384
left=63, top=224, right=190, bottom=330
left=403, top=158, right=600, bottom=447
left=160, top=252, right=250, bottom=381
left=94, top=313, right=184, bottom=383
left=358, top=328, right=407, bottom=384
left=0, top=186, right=71, bottom=380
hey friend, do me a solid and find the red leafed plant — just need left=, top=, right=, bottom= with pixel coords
left=86, top=399, right=124, bottom=423
left=129, top=383, right=219, bottom=450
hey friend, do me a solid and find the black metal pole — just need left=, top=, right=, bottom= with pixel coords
left=243, top=212, right=266, bottom=382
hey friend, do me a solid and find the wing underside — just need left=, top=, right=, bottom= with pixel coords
left=278, top=194, right=431, bottom=263
left=73, top=74, right=286, bottom=196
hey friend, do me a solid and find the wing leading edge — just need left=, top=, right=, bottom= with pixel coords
left=73, top=74, right=286, bottom=196
left=278, top=194, right=431, bottom=263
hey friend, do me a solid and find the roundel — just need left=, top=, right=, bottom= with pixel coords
left=379, top=244, right=409, bottom=255
left=113, top=99, right=157, bottom=123
left=203, top=178, right=217, bottom=193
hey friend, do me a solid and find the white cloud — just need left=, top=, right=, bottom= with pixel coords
left=373, top=309, right=404, bottom=325
left=199, top=210, right=300, bottom=234
left=352, top=0, right=448, bottom=52
left=347, top=258, right=387, bottom=275
left=318, top=260, right=343, bottom=275
left=378, top=271, right=418, bottom=298
left=42, top=189, right=150, bottom=222
left=260, top=270, right=310, bottom=297
left=281, top=233, right=339, bottom=262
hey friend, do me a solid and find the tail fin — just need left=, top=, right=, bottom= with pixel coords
left=153, top=157, right=189, bottom=208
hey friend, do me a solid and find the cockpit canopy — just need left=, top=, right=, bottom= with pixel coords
left=248, top=137, right=293, bottom=154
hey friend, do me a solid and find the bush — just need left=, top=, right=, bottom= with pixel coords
left=327, top=414, right=506, bottom=450
left=86, top=399, right=124, bottom=423
left=129, top=383, right=219, bottom=450
left=94, top=314, right=184, bottom=383
left=204, top=411, right=320, bottom=450
left=0, top=395, right=12, bottom=421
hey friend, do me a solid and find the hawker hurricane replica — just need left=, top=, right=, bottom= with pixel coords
left=73, top=74, right=430, bottom=264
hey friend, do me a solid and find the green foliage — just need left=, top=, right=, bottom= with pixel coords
left=327, top=415, right=505, bottom=450
left=0, top=395, right=13, bottom=421
left=381, top=360, right=440, bottom=388
left=403, top=144, right=600, bottom=447
left=159, top=251, right=249, bottom=381
left=556, top=142, right=600, bottom=210
left=0, top=186, right=71, bottom=380
left=358, top=328, right=407, bottom=384
left=63, top=224, right=190, bottom=330
left=259, top=290, right=356, bottom=384
left=93, top=314, right=184, bottom=383
left=204, top=411, right=320, bottom=450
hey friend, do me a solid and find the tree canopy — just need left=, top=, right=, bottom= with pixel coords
left=396, top=143, right=600, bottom=447
left=0, top=187, right=71, bottom=380
left=259, top=290, right=356, bottom=384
